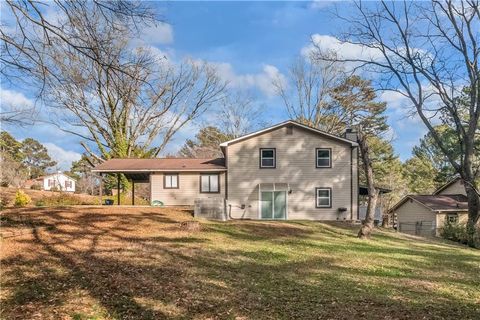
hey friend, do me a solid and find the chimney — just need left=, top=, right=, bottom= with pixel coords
left=344, top=128, right=358, bottom=142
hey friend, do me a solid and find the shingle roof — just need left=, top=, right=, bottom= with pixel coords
left=92, top=158, right=226, bottom=172
left=397, top=194, right=468, bottom=212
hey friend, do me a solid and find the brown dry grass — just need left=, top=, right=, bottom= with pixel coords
left=1, top=206, right=479, bottom=320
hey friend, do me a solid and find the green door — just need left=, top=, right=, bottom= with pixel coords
left=261, top=191, right=273, bottom=219
left=273, top=191, right=286, bottom=219
left=261, top=191, right=286, bottom=219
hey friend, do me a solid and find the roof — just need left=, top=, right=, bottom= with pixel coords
left=219, top=120, right=358, bottom=147
left=390, top=194, right=468, bottom=213
left=433, top=176, right=461, bottom=195
left=92, top=158, right=226, bottom=173
left=42, top=172, right=77, bottom=181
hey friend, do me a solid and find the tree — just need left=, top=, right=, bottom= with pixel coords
left=323, top=0, right=479, bottom=245
left=42, top=17, right=225, bottom=161
left=403, top=155, right=438, bottom=194
left=215, top=92, right=267, bottom=138
left=0, top=131, right=24, bottom=162
left=70, top=155, right=98, bottom=195
left=179, top=127, right=232, bottom=159
left=20, top=138, right=56, bottom=179
left=330, top=76, right=389, bottom=238
left=273, top=54, right=346, bottom=132
left=1, top=1, right=156, bottom=126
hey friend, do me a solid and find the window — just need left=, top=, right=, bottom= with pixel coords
left=316, top=148, right=331, bottom=168
left=65, top=180, right=72, bottom=189
left=200, top=174, right=219, bottom=193
left=316, top=188, right=332, bottom=208
left=48, top=179, right=54, bottom=187
left=447, top=214, right=458, bottom=223
left=164, top=173, right=179, bottom=189
left=260, top=148, right=276, bottom=168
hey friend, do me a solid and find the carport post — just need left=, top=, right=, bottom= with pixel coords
left=117, top=173, right=121, bottom=205
left=132, top=180, right=135, bottom=206
left=99, top=173, right=103, bottom=205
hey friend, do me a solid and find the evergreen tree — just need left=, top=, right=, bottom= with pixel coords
left=178, top=126, right=233, bottom=158
left=20, top=138, right=57, bottom=178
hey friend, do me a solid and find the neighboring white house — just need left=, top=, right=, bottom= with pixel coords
left=42, top=172, right=76, bottom=192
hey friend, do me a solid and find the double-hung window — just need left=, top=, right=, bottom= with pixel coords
left=316, top=188, right=332, bottom=208
left=164, top=173, right=179, bottom=189
left=260, top=148, right=276, bottom=168
left=447, top=214, right=458, bottom=223
left=200, top=174, right=219, bottom=193
left=316, top=148, right=331, bottom=168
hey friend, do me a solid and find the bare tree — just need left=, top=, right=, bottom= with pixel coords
left=0, top=0, right=156, bottom=125
left=216, top=92, right=267, bottom=138
left=43, top=21, right=225, bottom=159
left=319, top=0, right=479, bottom=245
left=272, top=53, right=346, bottom=134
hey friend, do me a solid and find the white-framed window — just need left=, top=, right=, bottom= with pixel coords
left=164, top=173, right=179, bottom=189
left=316, top=188, right=332, bottom=208
left=447, top=214, right=458, bottom=223
left=200, top=174, right=219, bottom=193
left=260, top=148, right=276, bottom=168
left=316, top=148, right=331, bottom=168
left=65, top=180, right=72, bottom=188
left=48, top=179, right=54, bottom=187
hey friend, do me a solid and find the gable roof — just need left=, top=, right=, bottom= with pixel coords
left=433, top=176, right=462, bottom=195
left=43, top=172, right=77, bottom=181
left=219, top=120, right=358, bottom=147
left=92, top=158, right=226, bottom=173
left=390, top=194, right=468, bottom=213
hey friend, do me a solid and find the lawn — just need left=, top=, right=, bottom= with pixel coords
left=1, top=207, right=479, bottom=320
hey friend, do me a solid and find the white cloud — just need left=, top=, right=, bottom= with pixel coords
left=309, top=1, right=340, bottom=10
left=0, top=89, right=34, bottom=108
left=213, top=62, right=285, bottom=97
left=43, top=143, right=82, bottom=170
left=142, top=23, right=174, bottom=45
left=302, top=34, right=383, bottom=62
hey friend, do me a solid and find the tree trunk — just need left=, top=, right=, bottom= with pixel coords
left=357, top=132, right=379, bottom=239
left=464, top=180, right=479, bottom=247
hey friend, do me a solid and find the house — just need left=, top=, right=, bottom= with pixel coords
left=390, top=177, right=469, bottom=236
left=92, top=120, right=359, bottom=220
left=37, top=172, right=76, bottom=192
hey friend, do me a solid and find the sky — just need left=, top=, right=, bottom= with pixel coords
left=1, top=1, right=428, bottom=170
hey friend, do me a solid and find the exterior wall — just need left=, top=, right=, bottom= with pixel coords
left=437, top=180, right=466, bottom=195
left=150, top=172, right=225, bottom=206
left=436, top=212, right=469, bottom=229
left=43, top=174, right=76, bottom=192
left=226, top=125, right=358, bottom=220
left=394, top=200, right=436, bottom=235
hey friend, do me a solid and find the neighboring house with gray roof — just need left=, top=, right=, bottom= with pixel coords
left=390, top=177, right=469, bottom=236
left=93, top=120, right=360, bottom=221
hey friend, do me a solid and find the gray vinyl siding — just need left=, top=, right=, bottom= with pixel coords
left=394, top=200, right=436, bottom=235
left=226, top=125, right=358, bottom=220
left=150, top=172, right=225, bottom=206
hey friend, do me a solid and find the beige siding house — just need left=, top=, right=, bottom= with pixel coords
left=391, top=177, right=469, bottom=236
left=93, top=120, right=359, bottom=221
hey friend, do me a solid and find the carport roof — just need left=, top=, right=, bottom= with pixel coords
left=92, top=158, right=226, bottom=173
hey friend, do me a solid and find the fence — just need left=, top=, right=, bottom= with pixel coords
left=398, top=221, right=436, bottom=237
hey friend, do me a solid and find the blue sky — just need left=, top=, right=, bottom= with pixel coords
left=1, top=1, right=427, bottom=169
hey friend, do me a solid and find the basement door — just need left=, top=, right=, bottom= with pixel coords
left=260, top=191, right=287, bottom=219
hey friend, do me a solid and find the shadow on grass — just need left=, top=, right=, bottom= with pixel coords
left=1, top=207, right=479, bottom=319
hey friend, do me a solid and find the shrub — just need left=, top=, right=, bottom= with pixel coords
left=14, top=190, right=31, bottom=207
left=30, top=184, right=42, bottom=190
left=35, top=199, right=45, bottom=207
left=440, top=219, right=480, bottom=247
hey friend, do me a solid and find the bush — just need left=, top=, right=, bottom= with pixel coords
left=14, top=190, right=31, bottom=207
left=35, top=199, right=45, bottom=207
left=30, top=184, right=42, bottom=190
left=440, top=219, right=480, bottom=247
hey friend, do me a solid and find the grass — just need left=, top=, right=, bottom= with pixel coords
left=1, top=206, right=479, bottom=320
